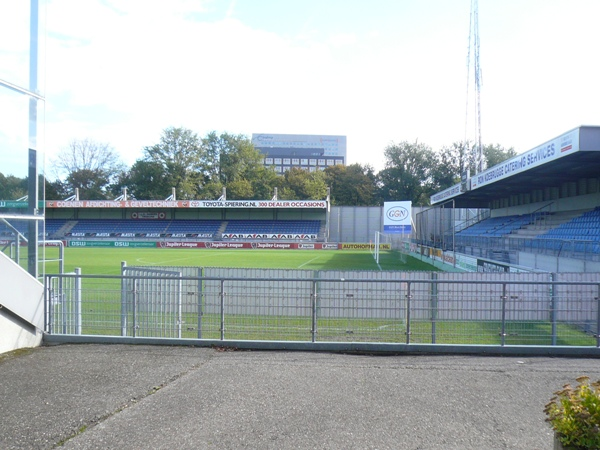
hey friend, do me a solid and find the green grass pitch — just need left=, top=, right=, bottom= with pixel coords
left=36, top=247, right=438, bottom=275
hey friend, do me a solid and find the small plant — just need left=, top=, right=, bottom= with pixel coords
left=544, top=376, right=600, bottom=449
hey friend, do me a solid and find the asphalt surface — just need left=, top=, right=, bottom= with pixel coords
left=1, top=344, right=598, bottom=450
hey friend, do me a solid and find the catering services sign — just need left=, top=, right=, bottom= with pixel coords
left=470, top=128, right=580, bottom=190
left=383, top=201, right=412, bottom=234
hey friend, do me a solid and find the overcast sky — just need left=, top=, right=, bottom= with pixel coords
left=2, top=0, right=600, bottom=177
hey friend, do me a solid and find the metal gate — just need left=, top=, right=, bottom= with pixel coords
left=121, top=265, right=183, bottom=338
left=47, top=269, right=81, bottom=335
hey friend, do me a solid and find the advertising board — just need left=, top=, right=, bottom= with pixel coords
left=383, top=201, right=412, bottom=234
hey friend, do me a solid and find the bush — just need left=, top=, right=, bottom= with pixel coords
left=544, top=376, right=600, bottom=449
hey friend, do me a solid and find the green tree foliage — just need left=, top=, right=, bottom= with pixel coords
left=324, top=163, right=378, bottom=206
left=432, top=142, right=517, bottom=193
left=143, top=127, right=204, bottom=199
left=483, top=143, right=517, bottom=168
left=203, top=132, right=278, bottom=200
left=44, top=177, right=67, bottom=200
left=378, top=141, right=436, bottom=205
left=0, top=172, right=27, bottom=199
left=432, top=141, right=472, bottom=192
left=51, top=139, right=125, bottom=199
left=279, top=168, right=328, bottom=200
left=117, top=160, right=169, bottom=200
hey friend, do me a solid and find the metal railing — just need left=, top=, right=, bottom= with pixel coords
left=44, top=270, right=600, bottom=353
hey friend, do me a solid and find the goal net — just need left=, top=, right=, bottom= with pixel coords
left=373, top=231, right=408, bottom=265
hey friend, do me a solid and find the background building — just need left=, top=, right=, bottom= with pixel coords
left=252, top=133, right=346, bottom=173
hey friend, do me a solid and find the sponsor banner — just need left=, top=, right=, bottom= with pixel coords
left=158, top=242, right=209, bottom=249
left=251, top=242, right=294, bottom=249
left=222, top=233, right=316, bottom=240
left=204, top=242, right=251, bottom=249
left=155, top=241, right=341, bottom=250
left=341, top=243, right=391, bottom=250
left=67, top=240, right=156, bottom=248
left=0, top=200, right=45, bottom=209
left=470, top=128, right=580, bottom=190
left=430, top=184, right=462, bottom=204
left=477, top=259, right=510, bottom=273
left=383, top=201, right=412, bottom=234
left=46, top=199, right=327, bottom=209
left=455, top=254, right=478, bottom=272
left=117, top=233, right=137, bottom=238
left=42, top=241, right=64, bottom=247
left=131, top=212, right=166, bottom=219
left=441, top=253, right=456, bottom=265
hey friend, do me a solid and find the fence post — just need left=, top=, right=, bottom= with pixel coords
left=121, top=261, right=127, bottom=337
left=75, top=268, right=81, bottom=335
left=596, top=283, right=600, bottom=348
left=197, top=267, right=203, bottom=339
left=132, top=279, right=137, bottom=338
left=61, top=273, right=67, bottom=335
left=405, top=281, right=412, bottom=344
left=44, top=275, right=51, bottom=334
left=177, top=272, right=182, bottom=339
left=550, top=273, right=557, bottom=346
left=220, top=279, right=225, bottom=341
left=500, top=283, right=507, bottom=346
left=311, top=279, right=318, bottom=343
left=431, top=273, right=438, bottom=344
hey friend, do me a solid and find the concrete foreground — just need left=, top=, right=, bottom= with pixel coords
left=1, top=344, right=599, bottom=449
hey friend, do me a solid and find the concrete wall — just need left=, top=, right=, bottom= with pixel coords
left=329, top=206, right=383, bottom=243
left=0, top=309, right=42, bottom=354
left=0, top=252, right=44, bottom=354
left=518, top=251, right=600, bottom=273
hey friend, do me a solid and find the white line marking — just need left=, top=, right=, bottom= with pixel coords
left=298, top=256, right=321, bottom=268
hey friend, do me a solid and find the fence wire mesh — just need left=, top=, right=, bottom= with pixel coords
left=44, top=269, right=600, bottom=348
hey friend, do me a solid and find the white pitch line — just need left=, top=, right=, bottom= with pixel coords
left=298, top=256, right=321, bottom=268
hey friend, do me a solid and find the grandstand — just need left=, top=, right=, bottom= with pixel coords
left=424, top=125, right=600, bottom=271
left=42, top=218, right=323, bottom=241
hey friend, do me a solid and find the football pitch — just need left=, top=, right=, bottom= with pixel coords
left=36, top=247, right=439, bottom=275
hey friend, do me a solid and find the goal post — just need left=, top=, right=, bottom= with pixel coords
left=373, top=231, right=407, bottom=265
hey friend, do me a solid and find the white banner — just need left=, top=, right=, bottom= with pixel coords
left=383, top=201, right=412, bottom=234
left=470, top=128, right=580, bottom=190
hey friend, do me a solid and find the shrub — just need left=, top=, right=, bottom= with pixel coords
left=544, top=376, right=600, bottom=449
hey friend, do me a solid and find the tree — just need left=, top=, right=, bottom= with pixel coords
left=324, top=163, right=378, bottom=206
left=0, top=172, right=27, bottom=199
left=44, top=177, right=68, bottom=200
left=51, top=139, right=125, bottom=199
left=143, top=127, right=204, bottom=199
left=116, top=160, right=169, bottom=200
left=202, top=132, right=278, bottom=200
left=378, top=141, right=436, bottom=205
left=279, top=168, right=328, bottom=200
left=483, top=144, right=517, bottom=168
left=432, top=141, right=472, bottom=192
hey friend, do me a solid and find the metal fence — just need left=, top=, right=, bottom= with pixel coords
left=47, top=268, right=81, bottom=335
left=44, top=269, right=600, bottom=351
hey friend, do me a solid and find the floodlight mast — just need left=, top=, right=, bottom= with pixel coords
left=466, top=0, right=483, bottom=174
